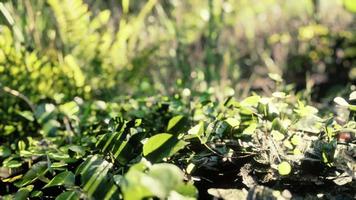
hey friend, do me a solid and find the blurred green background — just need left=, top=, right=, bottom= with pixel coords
left=0, top=0, right=355, bottom=102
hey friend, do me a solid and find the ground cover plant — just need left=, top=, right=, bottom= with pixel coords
left=0, top=0, right=355, bottom=199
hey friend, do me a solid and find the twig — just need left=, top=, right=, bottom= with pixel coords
left=1, top=86, right=35, bottom=112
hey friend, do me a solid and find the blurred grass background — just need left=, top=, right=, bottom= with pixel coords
left=0, top=0, right=355, bottom=102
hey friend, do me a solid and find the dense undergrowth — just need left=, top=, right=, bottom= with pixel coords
left=0, top=87, right=355, bottom=199
left=0, top=0, right=356, bottom=199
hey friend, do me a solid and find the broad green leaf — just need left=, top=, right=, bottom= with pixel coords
left=122, top=162, right=197, bottom=200
left=225, top=118, right=240, bottom=127
left=143, top=134, right=177, bottom=156
left=17, top=111, right=34, bottom=122
left=278, top=162, right=292, bottom=175
left=143, top=133, right=187, bottom=162
left=122, top=171, right=159, bottom=199
left=243, top=123, right=257, bottom=135
left=59, top=101, right=79, bottom=117
left=240, top=95, right=261, bottom=107
left=68, top=145, right=86, bottom=158
left=294, top=103, right=318, bottom=117
left=95, top=118, right=141, bottom=165
left=0, top=146, right=11, bottom=157
left=75, top=155, right=119, bottom=200
left=271, top=118, right=287, bottom=134
left=15, top=161, right=48, bottom=187
left=188, top=121, right=204, bottom=137
left=55, top=191, right=79, bottom=200
left=167, top=115, right=187, bottom=133
left=43, top=171, right=75, bottom=188
left=14, top=185, right=33, bottom=200
left=290, top=135, right=302, bottom=146
left=271, top=130, right=284, bottom=141
left=148, top=163, right=184, bottom=196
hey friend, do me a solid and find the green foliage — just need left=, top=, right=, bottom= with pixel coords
left=0, top=0, right=355, bottom=199
left=121, top=161, right=197, bottom=199
left=1, top=88, right=354, bottom=199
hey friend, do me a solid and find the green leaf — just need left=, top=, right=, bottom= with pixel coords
left=30, top=190, right=43, bottom=198
left=75, top=155, right=119, bottom=200
left=59, top=101, right=79, bottom=117
left=55, top=191, right=79, bottom=200
left=348, top=104, right=356, bottom=111
left=243, top=123, right=257, bottom=135
left=0, top=146, right=11, bottom=157
left=14, top=185, right=33, bottom=200
left=3, top=159, right=22, bottom=168
left=143, top=133, right=187, bottom=162
left=240, top=95, right=260, bottom=107
left=50, top=162, right=68, bottom=169
left=18, top=141, right=26, bottom=151
left=122, top=162, right=197, bottom=200
left=148, top=163, right=184, bottom=195
left=225, top=118, right=240, bottom=128
left=294, top=103, right=318, bottom=117
left=271, top=130, right=284, bottom=141
left=290, top=135, right=301, bottom=146
left=17, top=111, right=35, bottom=122
left=271, top=118, right=287, bottom=134
left=15, top=161, right=48, bottom=187
left=68, top=145, right=86, bottom=158
left=43, top=171, right=75, bottom=188
left=278, top=161, right=292, bottom=175
left=188, top=121, right=204, bottom=137
left=167, top=115, right=187, bottom=133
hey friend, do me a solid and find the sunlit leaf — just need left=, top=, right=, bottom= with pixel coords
left=278, top=161, right=292, bottom=175
left=187, top=121, right=204, bottom=137
left=271, top=130, right=284, bottom=141
left=43, top=171, right=75, bottom=188
left=241, top=95, right=261, bottom=107
left=75, top=155, right=119, bottom=200
left=143, top=133, right=187, bottom=162
left=122, top=162, right=197, bottom=200
left=167, top=115, right=187, bottom=133
left=243, top=123, right=258, bottom=135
